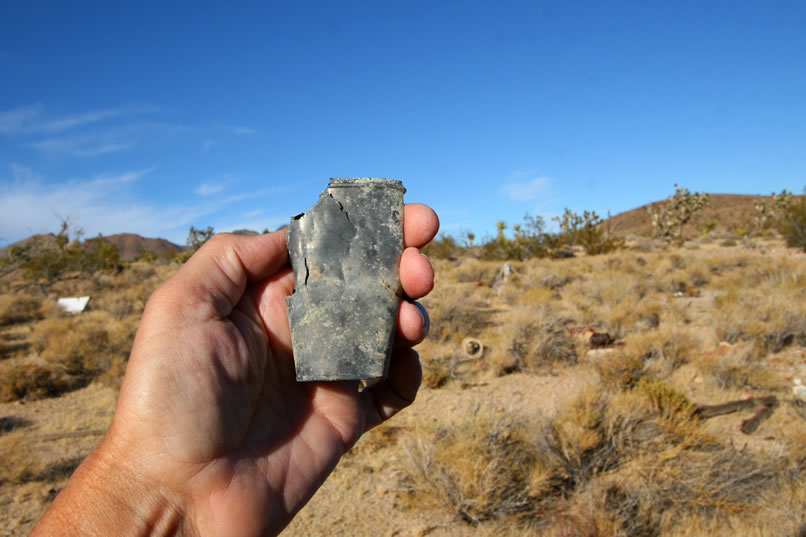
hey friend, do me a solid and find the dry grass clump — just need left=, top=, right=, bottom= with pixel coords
left=0, top=429, right=83, bottom=486
left=693, top=342, right=783, bottom=391
left=622, top=326, right=702, bottom=375
left=420, top=351, right=461, bottom=389
left=0, top=362, right=84, bottom=403
left=398, top=376, right=805, bottom=536
left=32, top=311, right=134, bottom=383
left=495, top=306, right=578, bottom=375
left=429, top=297, right=500, bottom=344
left=400, top=413, right=546, bottom=525
left=713, top=275, right=806, bottom=354
left=0, top=261, right=169, bottom=403
left=451, top=257, right=507, bottom=285
left=0, top=295, right=44, bottom=326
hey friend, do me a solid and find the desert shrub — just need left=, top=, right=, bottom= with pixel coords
left=169, top=225, right=216, bottom=263
left=603, top=297, right=661, bottom=337
left=422, top=232, right=462, bottom=259
left=0, top=429, right=83, bottom=485
left=0, top=363, right=84, bottom=403
left=400, top=413, right=545, bottom=524
left=624, top=327, right=700, bottom=374
left=1, top=228, right=121, bottom=285
left=499, top=308, right=577, bottom=375
left=592, top=447, right=789, bottom=536
left=0, top=295, right=43, bottom=326
left=647, top=184, right=711, bottom=244
left=553, top=208, right=624, bottom=255
left=594, top=351, right=645, bottom=391
left=0, top=312, right=139, bottom=401
left=420, top=354, right=459, bottom=389
left=452, top=258, right=501, bottom=284
left=537, top=271, right=575, bottom=290
left=713, top=285, right=806, bottom=354
left=0, top=430, right=33, bottom=484
left=397, top=372, right=802, bottom=536
left=545, top=385, right=618, bottom=488
left=33, top=314, right=133, bottom=376
left=91, top=281, right=157, bottom=319
left=428, top=297, right=498, bottom=343
left=772, top=189, right=806, bottom=251
left=634, top=376, right=694, bottom=422
left=694, top=342, right=782, bottom=390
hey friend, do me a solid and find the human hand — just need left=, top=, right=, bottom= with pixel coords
left=31, top=203, right=438, bottom=537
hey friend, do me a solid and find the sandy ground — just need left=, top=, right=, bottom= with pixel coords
left=2, top=351, right=804, bottom=536
left=0, top=369, right=596, bottom=537
left=0, top=383, right=116, bottom=536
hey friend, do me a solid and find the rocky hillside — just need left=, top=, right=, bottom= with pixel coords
left=607, top=193, right=771, bottom=238
left=103, top=233, right=183, bottom=261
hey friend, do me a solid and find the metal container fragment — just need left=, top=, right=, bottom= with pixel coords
left=286, top=177, right=406, bottom=381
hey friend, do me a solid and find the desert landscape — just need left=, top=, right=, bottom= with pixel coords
left=1, top=192, right=805, bottom=536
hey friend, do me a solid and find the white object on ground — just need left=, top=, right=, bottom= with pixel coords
left=57, top=296, right=90, bottom=314
left=793, top=379, right=806, bottom=402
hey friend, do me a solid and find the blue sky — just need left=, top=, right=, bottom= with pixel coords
left=1, top=1, right=804, bottom=246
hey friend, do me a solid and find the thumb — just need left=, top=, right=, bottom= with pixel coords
left=152, top=231, right=289, bottom=321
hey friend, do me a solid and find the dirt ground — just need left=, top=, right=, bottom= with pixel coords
left=0, top=383, right=115, bottom=536
left=0, top=368, right=596, bottom=536
left=5, top=357, right=804, bottom=536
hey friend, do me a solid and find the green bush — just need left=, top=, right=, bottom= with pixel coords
left=2, top=228, right=121, bottom=284
left=775, top=190, right=806, bottom=251
left=422, top=233, right=461, bottom=259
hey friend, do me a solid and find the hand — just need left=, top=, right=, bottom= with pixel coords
left=31, top=203, right=439, bottom=537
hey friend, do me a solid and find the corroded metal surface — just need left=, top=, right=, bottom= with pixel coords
left=286, top=178, right=405, bottom=381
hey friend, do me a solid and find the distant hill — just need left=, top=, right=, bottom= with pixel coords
left=0, top=233, right=61, bottom=257
left=606, top=193, right=772, bottom=238
left=103, top=233, right=184, bottom=260
left=0, top=233, right=183, bottom=262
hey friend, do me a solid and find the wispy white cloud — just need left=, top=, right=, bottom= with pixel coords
left=30, top=135, right=134, bottom=157
left=0, top=165, right=287, bottom=245
left=94, top=167, right=156, bottom=185
left=196, top=181, right=226, bottom=196
left=501, top=177, right=551, bottom=201
left=511, top=168, right=539, bottom=178
left=0, top=104, right=43, bottom=134
left=0, top=165, right=174, bottom=243
left=0, top=104, right=157, bottom=136
left=201, top=139, right=215, bottom=151
left=232, top=126, right=256, bottom=135
left=40, top=109, right=122, bottom=133
left=213, top=214, right=288, bottom=235
left=214, top=122, right=257, bottom=135
left=0, top=104, right=163, bottom=158
left=0, top=164, right=207, bottom=243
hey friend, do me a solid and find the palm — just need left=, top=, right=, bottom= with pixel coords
left=118, top=265, right=371, bottom=535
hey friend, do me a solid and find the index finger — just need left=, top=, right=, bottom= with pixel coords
left=404, top=203, right=439, bottom=248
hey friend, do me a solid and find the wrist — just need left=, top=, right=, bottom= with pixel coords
left=30, top=433, right=194, bottom=537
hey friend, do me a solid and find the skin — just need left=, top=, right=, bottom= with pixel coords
left=30, top=203, right=439, bottom=537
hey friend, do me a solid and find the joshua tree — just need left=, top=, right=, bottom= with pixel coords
left=647, top=184, right=710, bottom=244
left=186, top=225, right=215, bottom=252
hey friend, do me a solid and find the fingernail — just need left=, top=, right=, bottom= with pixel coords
left=412, top=301, right=430, bottom=337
